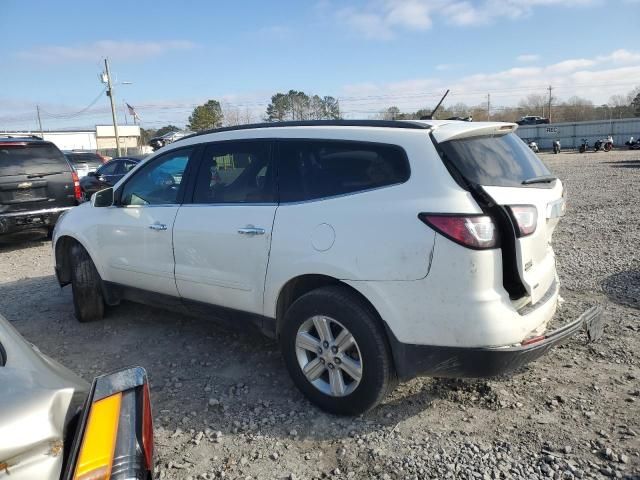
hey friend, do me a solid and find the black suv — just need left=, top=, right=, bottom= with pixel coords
left=0, top=137, right=80, bottom=236
left=516, top=116, right=550, bottom=125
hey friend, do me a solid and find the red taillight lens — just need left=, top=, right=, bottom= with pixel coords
left=509, top=205, right=537, bottom=237
left=71, top=171, right=82, bottom=201
left=419, top=213, right=499, bottom=250
left=0, top=142, right=28, bottom=147
left=142, top=383, right=154, bottom=470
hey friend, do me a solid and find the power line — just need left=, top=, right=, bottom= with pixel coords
left=39, top=87, right=107, bottom=119
left=3, top=78, right=639, bottom=127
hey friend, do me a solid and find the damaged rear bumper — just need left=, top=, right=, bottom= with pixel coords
left=389, top=306, right=604, bottom=381
left=0, top=207, right=73, bottom=235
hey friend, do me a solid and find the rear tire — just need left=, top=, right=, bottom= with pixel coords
left=280, top=286, right=396, bottom=415
left=70, top=244, right=104, bottom=323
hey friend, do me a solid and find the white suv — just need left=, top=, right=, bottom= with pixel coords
left=52, top=120, right=603, bottom=414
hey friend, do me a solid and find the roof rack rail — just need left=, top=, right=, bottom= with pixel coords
left=176, top=119, right=431, bottom=143
left=0, top=134, right=45, bottom=141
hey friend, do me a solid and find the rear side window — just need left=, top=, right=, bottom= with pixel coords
left=278, top=140, right=410, bottom=202
left=438, top=133, right=551, bottom=187
left=0, top=143, right=69, bottom=176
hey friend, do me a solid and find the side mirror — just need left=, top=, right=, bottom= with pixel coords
left=87, top=171, right=97, bottom=177
left=92, top=187, right=114, bottom=208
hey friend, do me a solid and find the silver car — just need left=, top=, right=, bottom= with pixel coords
left=0, top=314, right=154, bottom=479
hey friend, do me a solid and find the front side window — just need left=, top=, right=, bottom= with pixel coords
left=122, top=160, right=137, bottom=173
left=120, top=148, right=192, bottom=206
left=278, top=140, right=410, bottom=202
left=97, top=161, right=119, bottom=176
left=193, top=141, right=274, bottom=204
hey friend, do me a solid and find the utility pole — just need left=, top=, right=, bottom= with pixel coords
left=487, top=93, right=491, bottom=121
left=36, top=105, right=44, bottom=139
left=104, top=58, right=122, bottom=157
left=547, top=85, right=553, bottom=123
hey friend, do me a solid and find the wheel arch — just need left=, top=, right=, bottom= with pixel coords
left=54, top=235, right=104, bottom=286
left=274, top=274, right=386, bottom=340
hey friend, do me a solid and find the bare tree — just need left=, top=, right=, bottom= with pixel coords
left=518, top=94, right=547, bottom=117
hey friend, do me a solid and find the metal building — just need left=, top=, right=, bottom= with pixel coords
left=0, top=125, right=141, bottom=156
left=516, top=118, right=640, bottom=150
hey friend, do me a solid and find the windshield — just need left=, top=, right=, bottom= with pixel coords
left=438, top=132, right=552, bottom=188
left=0, top=144, right=70, bottom=177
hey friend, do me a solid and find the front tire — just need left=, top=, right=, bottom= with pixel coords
left=280, top=286, right=396, bottom=415
left=70, top=244, right=105, bottom=323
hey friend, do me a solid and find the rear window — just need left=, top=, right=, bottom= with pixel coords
left=0, top=143, right=70, bottom=176
left=438, top=133, right=551, bottom=187
left=278, top=140, right=410, bottom=202
left=65, top=153, right=102, bottom=165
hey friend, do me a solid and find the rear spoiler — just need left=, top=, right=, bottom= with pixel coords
left=431, top=123, right=518, bottom=144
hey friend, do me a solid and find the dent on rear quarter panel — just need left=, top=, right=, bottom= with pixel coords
left=0, top=314, right=88, bottom=480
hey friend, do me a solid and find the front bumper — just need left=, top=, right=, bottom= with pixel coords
left=0, top=206, right=74, bottom=235
left=389, top=306, right=604, bottom=380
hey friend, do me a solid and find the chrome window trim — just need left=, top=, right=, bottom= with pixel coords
left=117, top=204, right=181, bottom=208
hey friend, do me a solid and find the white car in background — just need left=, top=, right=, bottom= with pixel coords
left=52, top=119, right=603, bottom=415
left=149, top=130, right=194, bottom=151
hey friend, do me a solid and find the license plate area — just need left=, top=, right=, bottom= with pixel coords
left=15, top=215, right=47, bottom=226
left=13, top=189, right=36, bottom=201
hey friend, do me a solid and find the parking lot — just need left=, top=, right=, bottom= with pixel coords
left=1, top=149, right=638, bottom=479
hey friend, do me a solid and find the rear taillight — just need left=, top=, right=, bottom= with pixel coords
left=142, top=383, right=154, bottom=470
left=71, top=171, right=82, bottom=201
left=0, top=142, right=28, bottom=147
left=508, top=205, right=537, bottom=237
left=73, top=392, right=122, bottom=479
left=419, top=213, right=499, bottom=250
left=66, top=367, right=153, bottom=480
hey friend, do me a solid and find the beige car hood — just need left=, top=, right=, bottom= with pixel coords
left=0, top=314, right=89, bottom=480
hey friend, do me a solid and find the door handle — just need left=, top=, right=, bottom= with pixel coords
left=149, top=223, right=168, bottom=231
left=237, top=226, right=265, bottom=235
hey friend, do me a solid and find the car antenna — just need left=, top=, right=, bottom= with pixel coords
left=420, top=89, right=450, bottom=120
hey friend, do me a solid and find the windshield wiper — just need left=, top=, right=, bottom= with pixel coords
left=522, top=175, right=557, bottom=185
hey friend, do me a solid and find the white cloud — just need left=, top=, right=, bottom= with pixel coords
left=15, top=40, right=197, bottom=63
left=546, top=58, right=596, bottom=73
left=337, top=8, right=395, bottom=39
left=596, top=48, right=640, bottom=64
left=335, top=0, right=598, bottom=39
left=339, top=48, right=640, bottom=114
left=517, top=54, right=540, bottom=63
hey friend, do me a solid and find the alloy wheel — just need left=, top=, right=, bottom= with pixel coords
left=294, top=315, right=363, bottom=397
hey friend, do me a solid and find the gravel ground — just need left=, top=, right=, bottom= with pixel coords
left=1, top=149, right=638, bottom=480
